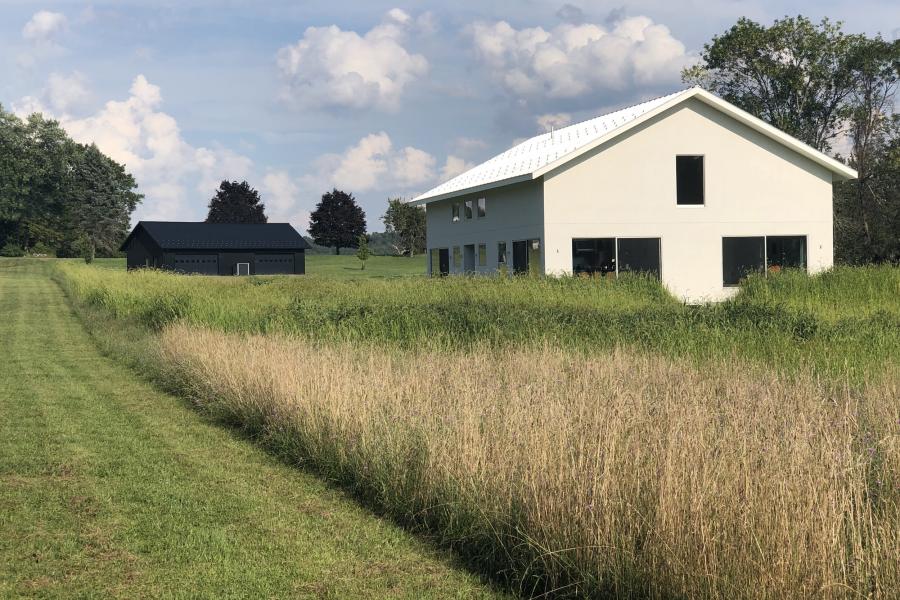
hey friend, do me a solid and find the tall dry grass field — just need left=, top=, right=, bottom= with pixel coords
left=158, top=324, right=899, bottom=599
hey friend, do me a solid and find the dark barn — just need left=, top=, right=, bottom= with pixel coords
left=121, top=221, right=310, bottom=275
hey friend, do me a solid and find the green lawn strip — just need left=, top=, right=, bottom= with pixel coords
left=304, top=254, right=426, bottom=278
left=0, top=261, right=505, bottom=599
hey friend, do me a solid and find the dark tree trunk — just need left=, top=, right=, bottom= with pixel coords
left=335, top=246, right=340, bottom=255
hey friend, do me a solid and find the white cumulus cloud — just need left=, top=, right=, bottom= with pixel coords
left=262, top=170, right=311, bottom=231
left=13, top=71, right=91, bottom=117
left=19, top=10, right=70, bottom=67
left=276, top=9, right=429, bottom=111
left=22, top=10, right=68, bottom=42
left=440, top=156, right=475, bottom=181
left=467, top=15, right=692, bottom=99
left=310, top=132, right=438, bottom=192
left=18, top=74, right=254, bottom=223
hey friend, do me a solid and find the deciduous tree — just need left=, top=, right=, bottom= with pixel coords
left=308, top=189, right=366, bottom=255
left=206, top=180, right=267, bottom=224
left=356, top=234, right=370, bottom=270
left=69, top=144, right=142, bottom=262
left=0, top=106, right=142, bottom=255
left=381, top=198, right=425, bottom=257
left=683, top=16, right=862, bottom=152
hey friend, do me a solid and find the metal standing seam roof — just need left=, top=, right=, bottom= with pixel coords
left=412, top=89, right=689, bottom=204
left=120, top=221, right=311, bottom=252
left=411, top=87, right=856, bottom=204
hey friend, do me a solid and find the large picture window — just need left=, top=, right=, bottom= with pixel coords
left=722, top=237, right=765, bottom=286
left=617, top=238, right=661, bottom=278
left=572, top=237, right=661, bottom=278
left=766, top=236, right=807, bottom=271
left=723, top=235, right=808, bottom=285
left=676, top=155, right=704, bottom=205
left=512, top=239, right=541, bottom=275
left=572, top=238, right=615, bottom=274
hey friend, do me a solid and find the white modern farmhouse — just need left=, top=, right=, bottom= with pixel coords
left=411, top=87, right=857, bottom=302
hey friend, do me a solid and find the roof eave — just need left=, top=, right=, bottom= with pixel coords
left=410, top=173, right=535, bottom=205
left=690, top=89, right=858, bottom=180
left=529, top=87, right=856, bottom=182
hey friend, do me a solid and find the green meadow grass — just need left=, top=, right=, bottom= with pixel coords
left=89, top=254, right=426, bottom=277
left=55, top=260, right=900, bottom=381
left=0, top=258, right=506, bottom=598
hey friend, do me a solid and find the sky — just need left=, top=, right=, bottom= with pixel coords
left=1, top=1, right=897, bottom=234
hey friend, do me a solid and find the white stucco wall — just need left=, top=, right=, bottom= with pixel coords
left=542, top=98, right=835, bottom=302
left=425, top=179, right=544, bottom=274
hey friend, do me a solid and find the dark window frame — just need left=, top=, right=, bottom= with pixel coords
left=676, top=155, right=705, bottom=206
left=572, top=237, right=662, bottom=279
left=722, top=235, right=808, bottom=287
left=722, top=236, right=765, bottom=286
left=766, top=235, right=807, bottom=272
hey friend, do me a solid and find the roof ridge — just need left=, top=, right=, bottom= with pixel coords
left=538, top=87, right=695, bottom=140
left=412, top=88, right=695, bottom=203
left=411, top=85, right=854, bottom=204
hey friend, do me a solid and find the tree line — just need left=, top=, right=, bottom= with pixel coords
left=0, top=105, right=142, bottom=259
left=205, top=181, right=426, bottom=257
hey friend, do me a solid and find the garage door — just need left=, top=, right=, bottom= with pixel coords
left=255, top=254, right=294, bottom=275
left=173, top=255, right=218, bottom=275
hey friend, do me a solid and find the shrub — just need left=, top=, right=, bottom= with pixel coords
left=1, top=242, right=25, bottom=257
left=28, top=242, right=56, bottom=257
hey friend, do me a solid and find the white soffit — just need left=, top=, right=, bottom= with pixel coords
left=411, top=87, right=856, bottom=205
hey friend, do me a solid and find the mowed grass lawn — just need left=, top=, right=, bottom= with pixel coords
left=91, top=254, right=427, bottom=278
left=0, top=259, right=503, bottom=598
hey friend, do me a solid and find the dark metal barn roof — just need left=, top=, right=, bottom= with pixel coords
left=121, top=221, right=310, bottom=252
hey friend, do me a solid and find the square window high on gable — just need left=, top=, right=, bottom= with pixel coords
left=676, top=156, right=704, bottom=205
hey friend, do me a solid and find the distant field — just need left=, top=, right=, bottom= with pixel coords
left=51, top=258, right=900, bottom=598
left=88, top=254, right=426, bottom=278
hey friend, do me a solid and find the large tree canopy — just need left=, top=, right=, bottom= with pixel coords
left=686, top=17, right=900, bottom=264
left=835, top=37, right=900, bottom=263
left=0, top=105, right=142, bottom=257
left=683, top=16, right=862, bottom=152
left=308, top=189, right=366, bottom=255
left=381, top=198, right=425, bottom=257
left=205, top=180, right=267, bottom=224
